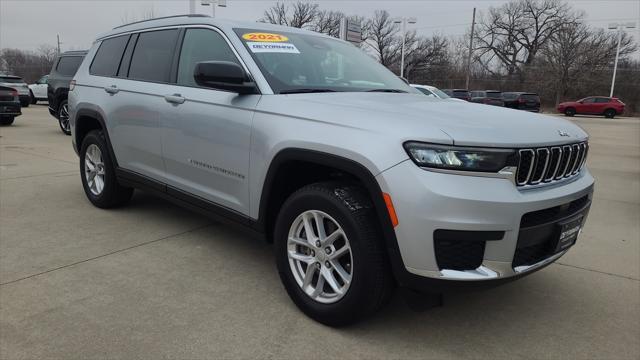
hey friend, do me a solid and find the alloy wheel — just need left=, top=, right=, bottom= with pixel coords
left=287, top=210, right=353, bottom=304
left=59, top=103, right=70, bottom=132
left=84, top=144, right=105, bottom=195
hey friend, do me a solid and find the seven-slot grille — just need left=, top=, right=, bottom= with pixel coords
left=516, top=142, right=588, bottom=186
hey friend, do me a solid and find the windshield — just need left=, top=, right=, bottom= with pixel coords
left=0, top=77, right=25, bottom=84
left=234, top=28, right=412, bottom=94
left=429, top=87, right=450, bottom=99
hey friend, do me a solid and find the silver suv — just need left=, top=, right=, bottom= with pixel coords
left=70, top=15, right=594, bottom=326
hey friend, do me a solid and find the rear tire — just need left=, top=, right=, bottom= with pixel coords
left=274, top=182, right=394, bottom=326
left=564, top=108, right=576, bottom=117
left=604, top=109, right=616, bottom=119
left=20, top=100, right=29, bottom=108
left=57, top=100, right=71, bottom=135
left=0, top=117, right=15, bottom=126
left=80, top=130, right=133, bottom=208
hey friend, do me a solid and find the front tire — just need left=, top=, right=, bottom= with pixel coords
left=30, top=91, right=37, bottom=104
left=0, top=117, right=15, bottom=126
left=604, top=109, right=616, bottom=119
left=564, top=108, right=576, bottom=117
left=275, top=182, right=394, bottom=326
left=57, top=100, right=71, bottom=135
left=80, top=130, right=133, bottom=208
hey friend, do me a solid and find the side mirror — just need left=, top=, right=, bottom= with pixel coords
left=194, top=61, right=258, bottom=94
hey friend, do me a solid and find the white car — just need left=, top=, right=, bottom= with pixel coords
left=28, top=75, right=49, bottom=104
left=411, top=84, right=466, bottom=102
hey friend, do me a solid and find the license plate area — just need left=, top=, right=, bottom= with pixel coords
left=555, top=215, right=583, bottom=252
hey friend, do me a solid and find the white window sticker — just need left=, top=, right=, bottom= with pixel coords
left=247, top=42, right=300, bottom=54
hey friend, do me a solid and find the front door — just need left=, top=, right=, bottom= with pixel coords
left=160, top=27, right=260, bottom=215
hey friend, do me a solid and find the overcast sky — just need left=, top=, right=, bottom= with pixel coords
left=1, top=0, right=639, bottom=57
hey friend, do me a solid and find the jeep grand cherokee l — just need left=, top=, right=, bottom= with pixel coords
left=69, top=15, right=594, bottom=326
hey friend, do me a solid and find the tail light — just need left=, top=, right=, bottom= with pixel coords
left=10, top=90, right=18, bottom=97
left=518, top=98, right=526, bottom=103
left=69, top=80, right=76, bottom=91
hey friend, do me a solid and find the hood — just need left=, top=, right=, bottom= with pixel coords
left=258, top=93, right=588, bottom=148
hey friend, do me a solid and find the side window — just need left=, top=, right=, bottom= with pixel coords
left=90, top=35, right=130, bottom=77
left=595, top=98, right=610, bottom=103
left=37, top=76, right=48, bottom=84
left=56, top=56, right=83, bottom=76
left=177, top=28, right=240, bottom=87
left=129, top=29, right=180, bottom=83
left=582, top=98, right=595, bottom=104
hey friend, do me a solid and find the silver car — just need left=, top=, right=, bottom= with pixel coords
left=0, top=75, right=31, bottom=107
left=70, top=15, right=594, bottom=326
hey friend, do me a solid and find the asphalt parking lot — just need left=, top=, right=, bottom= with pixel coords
left=1, top=105, right=639, bottom=359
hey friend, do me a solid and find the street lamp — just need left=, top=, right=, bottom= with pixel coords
left=190, top=0, right=227, bottom=17
left=393, top=17, right=417, bottom=79
left=607, top=22, right=636, bottom=97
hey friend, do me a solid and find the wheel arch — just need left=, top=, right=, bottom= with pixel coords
left=258, top=148, right=406, bottom=283
left=75, top=109, right=118, bottom=167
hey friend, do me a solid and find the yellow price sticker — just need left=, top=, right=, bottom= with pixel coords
left=242, top=33, right=289, bottom=42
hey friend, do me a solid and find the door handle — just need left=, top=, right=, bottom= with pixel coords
left=164, top=93, right=185, bottom=105
left=104, top=85, right=119, bottom=94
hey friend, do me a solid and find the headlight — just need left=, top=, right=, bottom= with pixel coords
left=404, top=142, right=518, bottom=172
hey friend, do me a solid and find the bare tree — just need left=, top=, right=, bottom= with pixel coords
left=474, top=0, right=583, bottom=81
left=541, top=23, right=636, bottom=103
left=261, top=1, right=319, bottom=28
left=312, top=10, right=344, bottom=37
left=365, top=10, right=401, bottom=67
left=402, top=34, right=449, bottom=80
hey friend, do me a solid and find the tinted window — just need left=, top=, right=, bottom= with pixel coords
left=0, top=77, right=24, bottom=83
left=90, top=35, right=130, bottom=77
left=177, top=28, right=239, bottom=87
left=415, top=87, right=434, bottom=96
left=454, top=90, right=469, bottom=96
left=129, top=29, right=179, bottom=82
left=521, top=94, right=539, bottom=101
left=595, top=97, right=610, bottom=103
left=487, top=91, right=502, bottom=99
left=56, top=56, right=83, bottom=76
left=502, top=93, right=518, bottom=100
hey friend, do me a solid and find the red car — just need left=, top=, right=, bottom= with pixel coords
left=557, top=96, right=625, bottom=119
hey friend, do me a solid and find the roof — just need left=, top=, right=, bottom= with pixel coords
left=0, top=75, right=21, bottom=78
left=97, top=15, right=331, bottom=41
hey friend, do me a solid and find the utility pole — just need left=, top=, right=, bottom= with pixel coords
left=607, top=22, right=636, bottom=97
left=465, top=8, right=476, bottom=90
left=56, top=34, right=62, bottom=55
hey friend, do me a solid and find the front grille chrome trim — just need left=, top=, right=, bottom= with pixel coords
left=517, top=141, right=588, bottom=188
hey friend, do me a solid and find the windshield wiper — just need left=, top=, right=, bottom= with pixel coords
left=366, top=89, right=409, bottom=93
left=280, top=88, right=338, bottom=94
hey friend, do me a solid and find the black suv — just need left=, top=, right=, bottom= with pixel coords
left=470, top=90, right=505, bottom=106
left=442, top=89, right=471, bottom=101
left=502, top=92, right=541, bottom=112
left=48, top=50, right=87, bottom=135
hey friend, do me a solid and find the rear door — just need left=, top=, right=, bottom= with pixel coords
left=32, top=76, right=48, bottom=99
left=159, top=27, right=260, bottom=214
left=593, top=97, right=610, bottom=113
left=90, top=29, right=180, bottom=181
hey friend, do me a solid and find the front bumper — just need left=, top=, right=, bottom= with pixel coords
left=376, top=159, right=594, bottom=290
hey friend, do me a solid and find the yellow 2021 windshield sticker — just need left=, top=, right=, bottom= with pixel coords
left=242, top=33, right=289, bottom=42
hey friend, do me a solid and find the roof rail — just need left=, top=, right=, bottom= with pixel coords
left=113, top=14, right=210, bottom=30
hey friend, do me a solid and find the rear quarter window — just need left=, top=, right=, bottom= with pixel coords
left=56, top=56, right=84, bottom=76
left=90, top=35, right=130, bottom=77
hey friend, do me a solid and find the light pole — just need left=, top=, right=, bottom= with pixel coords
left=393, top=17, right=417, bottom=79
left=607, top=22, right=636, bottom=97
left=191, top=0, right=226, bottom=16
left=201, top=0, right=226, bottom=18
